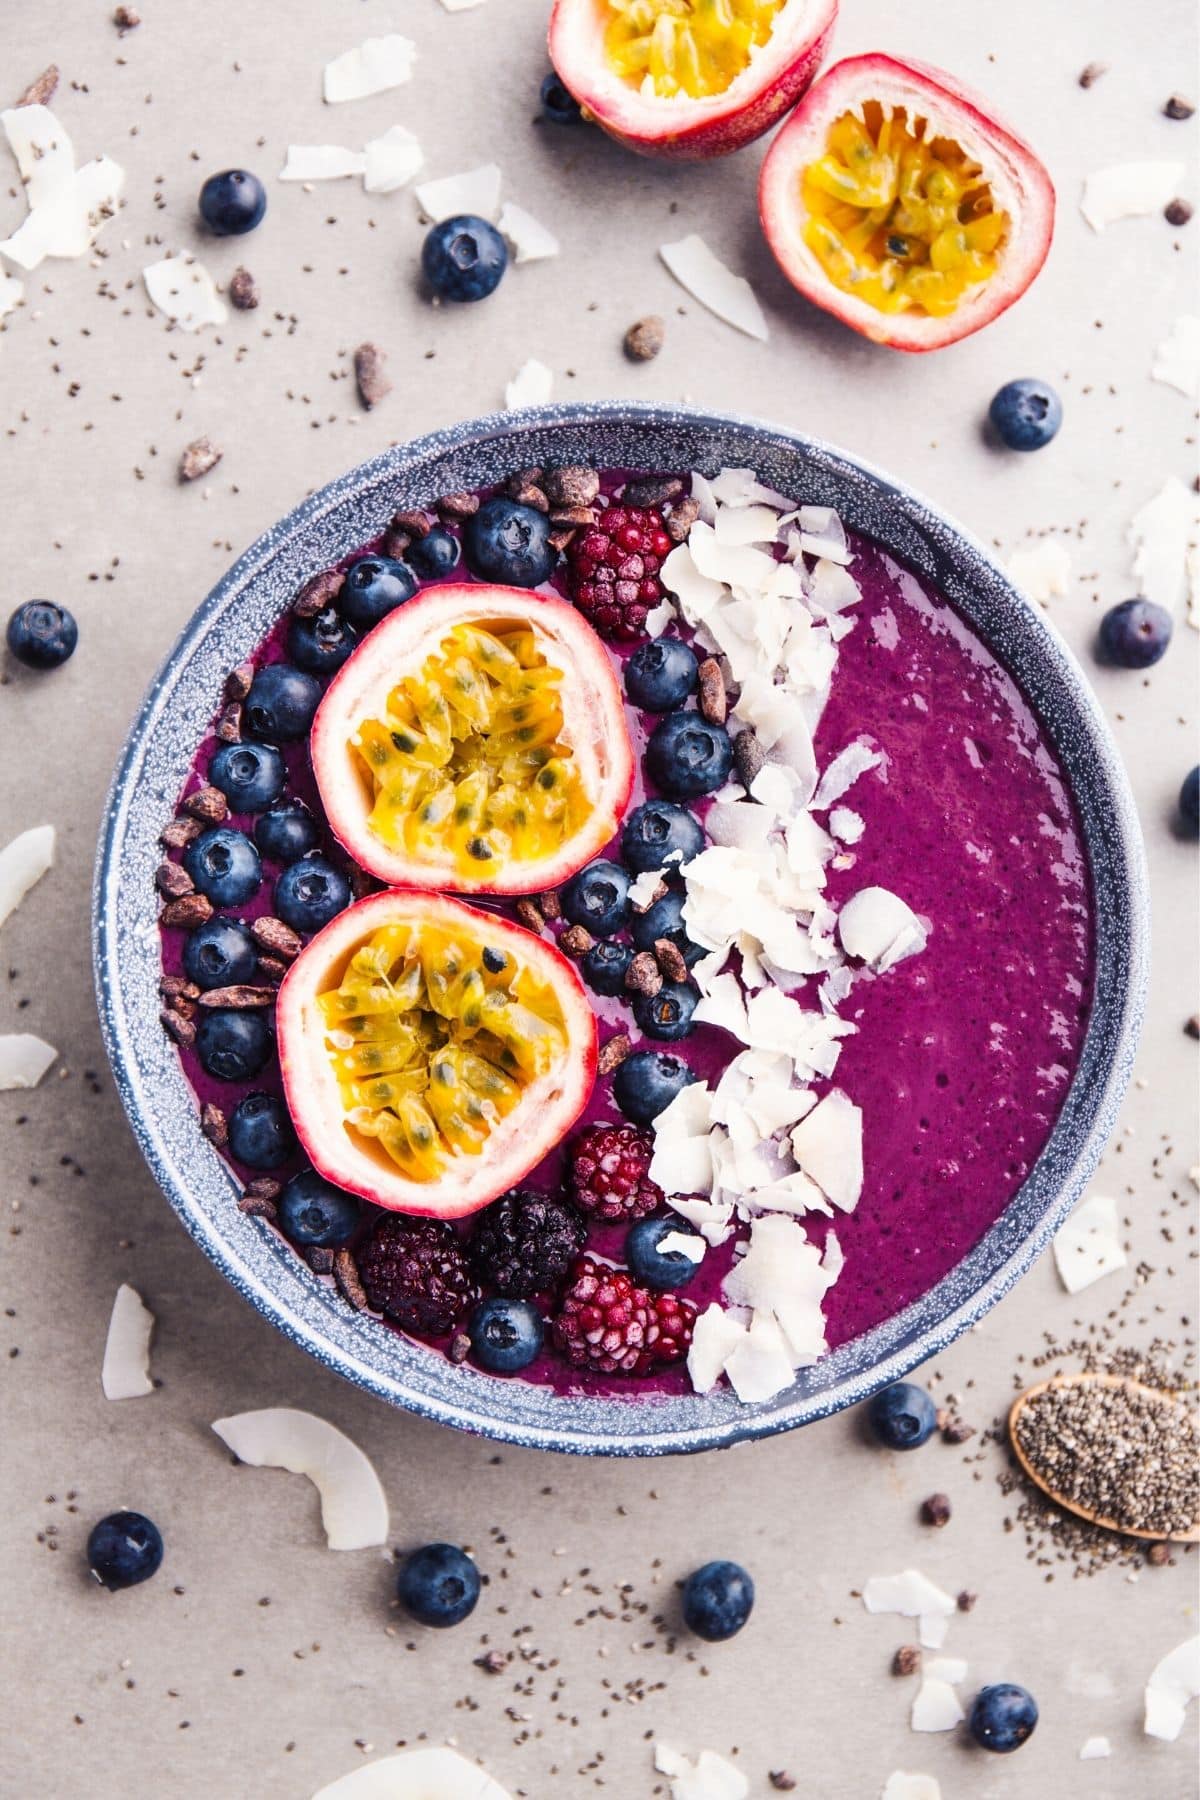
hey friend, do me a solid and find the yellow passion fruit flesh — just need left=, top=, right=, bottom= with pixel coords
left=604, top=0, right=787, bottom=100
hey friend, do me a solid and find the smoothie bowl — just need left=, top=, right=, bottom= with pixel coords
left=93, top=404, right=1147, bottom=1455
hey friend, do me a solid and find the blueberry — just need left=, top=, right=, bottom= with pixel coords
left=582, top=939, right=633, bottom=997
left=612, top=1049, right=695, bottom=1126
left=421, top=214, right=507, bottom=303
left=194, top=1008, right=273, bottom=1083
left=198, top=168, right=266, bottom=236
left=287, top=606, right=358, bottom=676
left=968, top=1684, right=1039, bottom=1753
left=244, top=664, right=322, bottom=742
left=340, top=556, right=418, bottom=632
left=621, top=800, right=705, bottom=874
left=1098, top=597, right=1173, bottom=669
left=645, top=711, right=734, bottom=800
left=182, top=916, right=257, bottom=990
left=468, top=1296, right=544, bottom=1372
left=278, top=1169, right=360, bottom=1246
left=274, top=855, right=351, bottom=934
left=228, top=1091, right=296, bottom=1170
left=624, top=637, right=699, bottom=712
left=406, top=527, right=461, bottom=581
left=631, top=888, right=703, bottom=966
left=540, top=71, right=582, bottom=125
left=6, top=599, right=78, bottom=669
left=633, top=980, right=698, bottom=1042
left=463, top=498, right=557, bottom=588
left=560, top=859, right=631, bottom=938
left=397, top=1543, right=481, bottom=1628
left=209, top=741, right=286, bottom=813
left=681, top=1560, right=754, bottom=1641
left=254, top=799, right=320, bottom=866
left=87, top=1511, right=163, bottom=1590
left=1180, top=766, right=1199, bottom=837
left=626, top=1217, right=705, bottom=1290
left=183, top=827, right=262, bottom=906
left=866, top=1380, right=938, bottom=1450
left=988, top=378, right=1062, bottom=451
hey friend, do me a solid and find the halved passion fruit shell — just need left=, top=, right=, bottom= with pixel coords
left=310, top=584, right=634, bottom=896
left=758, top=54, right=1054, bottom=350
left=548, top=0, right=838, bottom=160
left=277, top=890, right=597, bottom=1217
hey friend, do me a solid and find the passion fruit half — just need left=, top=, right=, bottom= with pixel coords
left=758, top=53, right=1054, bottom=350
left=548, top=0, right=838, bottom=161
left=277, top=890, right=597, bottom=1217
left=310, top=583, right=634, bottom=896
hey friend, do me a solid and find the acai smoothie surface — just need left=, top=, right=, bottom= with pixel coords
left=157, top=464, right=1094, bottom=1403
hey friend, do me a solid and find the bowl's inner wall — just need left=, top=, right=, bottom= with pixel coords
left=94, top=407, right=1144, bottom=1454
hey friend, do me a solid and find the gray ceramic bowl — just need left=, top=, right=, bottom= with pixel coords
left=93, top=402, right=1148, bottom=1456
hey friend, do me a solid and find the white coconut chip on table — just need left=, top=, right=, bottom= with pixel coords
left=312, top=1747, right=512, bottom=1800
left=1079, top=1737, right=1112, bottom=1760
left=438, top=0, right=488, bottom=10
left=659, top=234, right=768, bottom=341
left=863, top=1570, right=957, bottom=1650
left=1144, top=1634, right=1200, bottom=1741
left=911, top=1658, right=968, bottom=1733
left=1128, top=476, right=1197, bottom=616
left=0, top=1035, right=57, bottom=1090
left=279, top=145, right=368, bottom=183
left=504, top=358, right=553, bottom=410
left=1053, top=1192, right=1127, bottom=1294
left=0, top=105, right=124, bottom=272
left=0, top=825, right=55, bottom=930
left=2, top=103, right=75, bottom=205
left=1007, top=539, right=1072, bottom=603
left=881, top=1777, right=941, bottom=1800
left=1151, top=315, right=1200, bottom=399
left=323, top=36, right=416, bottom=104
left=101, top=1284, right=155, bottom=1400
left=654, top=1743, right=748, bottom=1800
left=143, top=256, right=228, bottom=331
left=497, top=201, right=559, bottom=263
left=1081, top=161, right=1187, bottom=230
left=363, top=125, right=424, bottom=195
left=415, top=163, right=502, bottom=223
left=211, top=1409, right=388, bottom=1551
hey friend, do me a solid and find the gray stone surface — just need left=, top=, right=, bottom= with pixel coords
left=1, top=3, right=1196, bottom=1796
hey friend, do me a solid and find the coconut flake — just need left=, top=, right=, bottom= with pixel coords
left=881, top=1776, right=941, bottom=1800
left=659, top=234, right=767, bottom=342
left=438, top=0, right=488, bottom=9
left=645, top=597, right=677, bottom=637
left=1144, top=1635, right=1200, bottom=1741
left=1079, top=1737, right=1112, bottom=1760
left=658, top=1230, right=706, bottom=1264
left=863, top=1571, right=956, bottom=1650
left=1082, top=161, right=1187, bottom=230
left=0, top=825, right=54, bottom=930
left=838, top=886, right=927, bottom=972
left=0, top=268, right=23, bottom=322
left=211, top=1409, right=388, bottom=1551
left=504, top=357, right=553, bottom=410
left=2, top=103, right=75, bottom=206
left=101, top=1284, right=155, bottom=1400
left=0, top=151, right=124, bottom=270
left=0, top=1033, right=57, bottom=1089
left=323, top=36, right=416, bottom=104
left=709, top=468, right=792, bottom=510
left=811, top=739, right=882, bottom=810
left=143, top=255, right=228, bottom=331
left=312, top=1747, right=513, bottom=1800
left=829, top=806, right=864, bottom=844
left=1008, top=540, right=1072, bottom=603
left=363, top=124, right=424, bottom=195
left=789, top=1090, right=863, bottom=1212
left=498, top=200, right=559, bottom=264
left=687, top=1304, right=746, bottom=1393
left=1128, top=476, right=1196, bottom=616
left=279, top=144, right=368, bottom=183
left=654, top=1744, right=748, bottom=1800
left=415, top=163, right=502, bottom=223
left=1053, top=1192, right=1126, bottom=1294
left=1152, top=315, right=1200, bottom=399
left=911, top=1659, right=967, bottom=1733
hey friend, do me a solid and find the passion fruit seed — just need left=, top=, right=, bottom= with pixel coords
left=803, top=103, right=1010, bottom=318
left=316, top=921, right=570, bottom=1183
left=352, top=622, right=589, bottom=881
left=605, top=0, right=786, bottom=101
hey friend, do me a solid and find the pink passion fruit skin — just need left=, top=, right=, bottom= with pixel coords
left=758, top=52, right=1055, bottom=350
left=276, top=889, right=598, bottom=1219
left=310, top=583, right=634, bottom=897
left=547, top=0, right=838, bottom=160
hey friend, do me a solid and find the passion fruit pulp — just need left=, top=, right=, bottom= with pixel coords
left=605, top=0, right=786, bottom=100
left=311, top=584, right=633, bottom=896
left=278, top=891, right=597, bottom=1217
left=759, top=54, right=1054, bottom=350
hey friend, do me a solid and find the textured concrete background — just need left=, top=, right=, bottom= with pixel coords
left=1, top=2, right=1197, bottom=1796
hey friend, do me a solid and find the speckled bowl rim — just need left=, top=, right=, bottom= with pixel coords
left=93, top=401, right=1148, bottom=1457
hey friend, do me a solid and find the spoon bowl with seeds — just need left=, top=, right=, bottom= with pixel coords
left=1009, top=1372, right=1200, bottom=1545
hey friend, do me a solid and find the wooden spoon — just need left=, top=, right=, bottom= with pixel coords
left=1008, top=1372, right=1200, bottom=1545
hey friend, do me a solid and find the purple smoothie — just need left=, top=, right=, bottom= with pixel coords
left=160, top=473, right=1093, bottom=1401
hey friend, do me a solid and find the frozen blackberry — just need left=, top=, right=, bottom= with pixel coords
left=357, top=1214, right=478, bottom=1337
left=470, top=1189, right=587, bottom=1298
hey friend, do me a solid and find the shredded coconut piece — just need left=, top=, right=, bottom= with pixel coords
left=911, top=1659, right=967, bottom=1733
left=0, top=825, right=55, bottom=930
left=863, top=1570, right=956, bottom=1650
left=881, top=1776, right=941, bottom=1800
left=414, top=163, right=502, bottom=223
left=1008, top=540, right=1072, bottom=603
left=101, top=1284, right=155, bottom=1400
left=1128, top=476, right=1197, bottom=616
left=279, top=144, right=367, bottom=183
left=654, top=1744, right=748, bottom=1800
left=659, top=234, right=768, bottom=341
left=1079, top=1737, right=1112, bottom=1760
left=504, top=357, right=553, bottom=410
left=497, top=200, right=559, bottom=263
left=323, top=36, right=416, bottom=104
left=1152, top=315, right=1200, bottom=398
left=143, top=255, right=228, bottom=331
left=211, top=1409, right=388, bottom=1551
left=0, top=1034, right=58, bottom=1090
left=363, top=125, right=423, bottom=194
left=1053, top=1193, right=1127, bottom=1294
left=1082, top=161, right=1187, bottom=230
left=1144, top=1635, right=1200, bottom=1741
left=312, top=1747, right=513, bottom=1800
